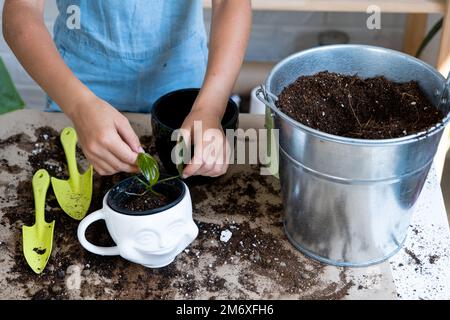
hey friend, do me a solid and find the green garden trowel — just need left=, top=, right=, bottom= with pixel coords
left=23, top=169, right=54, bottom=274
left=51, top=127, right=93, bottom=220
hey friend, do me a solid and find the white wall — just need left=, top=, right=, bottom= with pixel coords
left=206, top=10, right=414, bottom=61
left=0, top=0, right=442, bottom=110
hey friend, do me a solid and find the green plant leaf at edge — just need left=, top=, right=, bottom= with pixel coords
left=176, top=136, right=186, bottom=177
left=136, top=152, right=160, bottom=188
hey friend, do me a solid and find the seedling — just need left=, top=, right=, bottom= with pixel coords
left=129, top=152, right=179, bottom=197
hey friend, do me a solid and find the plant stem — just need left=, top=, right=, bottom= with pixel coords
left=134, top=176, right=151, bottom=189
left=150, top=175, right=180, bottom=198
left=132, top=170, right=180, bottom=198
left=125, top=190, right=150, bottom=197
left=149, top=187, right=163, bottom=197
left=157, top=175, right=180, bottom=184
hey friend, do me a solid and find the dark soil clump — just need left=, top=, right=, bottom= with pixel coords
left=429, top=254, right=440, bottom=264
left=0, top=159, right=22, bottom=174
left=277, top=71, right=444, bottom=139
left=405, top=248, right=422, bottom=265
left=28, top=127, right=72, bottom=179
left=119, top=193, right=168, bottom=212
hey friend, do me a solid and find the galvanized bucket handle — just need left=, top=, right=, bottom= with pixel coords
left=256, top=85, right=306, bottom=130
left=438, top=71, right=450, bottom=108
left=255, top=85, right=278, bottom=114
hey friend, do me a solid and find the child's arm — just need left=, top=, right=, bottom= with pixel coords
left=3, top=0, right=141, bottom=175
left=181, top=0, right=252, bottom=178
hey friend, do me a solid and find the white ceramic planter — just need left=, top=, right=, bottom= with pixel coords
left=77, top=179, right=198, bottom=268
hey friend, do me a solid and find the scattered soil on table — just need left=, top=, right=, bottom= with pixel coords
left=28, top=127, right=72, bottom=179
left=276, top=71, right=444, bottom=139
left=0, top=127, right=354, bottom=300
left=179, top=220, right=353, bottom=299
left=428, top=254, right=440, bottom=264
left=0, top=133, right=33, bottom=151
left=0, top=159, right=22, bottom=174
left=189, top=167, right=282, bottom=222
left=405, top=248, right=422, bottom=265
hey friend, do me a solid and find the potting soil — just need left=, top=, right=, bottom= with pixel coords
left=277, top=71, right=444, bottom=139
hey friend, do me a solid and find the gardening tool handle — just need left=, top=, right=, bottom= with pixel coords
left=32, top=169, right=50, bottom=225
left=77, top=210, right=120, bottom=256
left=256, top=86, right=280, bottom=178
left=60, top=127, right=80, bottom=189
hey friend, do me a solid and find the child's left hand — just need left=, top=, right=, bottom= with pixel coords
left=180, top=107, right=230, bottom=178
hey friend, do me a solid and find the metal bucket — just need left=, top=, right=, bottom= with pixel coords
left=257, top=45, right=450, bottom=267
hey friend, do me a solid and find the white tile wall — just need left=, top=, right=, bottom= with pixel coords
left=204, top=10, right=419, bottom=61
left=0, top=1, right=442, bottom=110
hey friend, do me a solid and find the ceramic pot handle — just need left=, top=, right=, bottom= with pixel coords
left=77, top=210, right=119, bottom=256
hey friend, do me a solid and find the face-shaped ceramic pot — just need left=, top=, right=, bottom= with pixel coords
left=77, top=177, right=198, bottom=268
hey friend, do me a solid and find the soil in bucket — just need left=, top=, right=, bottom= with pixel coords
left=276, top=71, right=444, bottom=139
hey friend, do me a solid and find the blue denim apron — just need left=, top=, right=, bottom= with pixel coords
left=48, top=0, right=208, bottom=113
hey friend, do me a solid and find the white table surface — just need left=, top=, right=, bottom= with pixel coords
left=388, top=165, right=450, bottom=299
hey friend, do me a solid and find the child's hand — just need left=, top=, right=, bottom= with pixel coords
left=180, top=108, right=230, bottom=178
left=69, top=95, right=143, bottom=175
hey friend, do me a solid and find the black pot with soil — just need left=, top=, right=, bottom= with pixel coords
left=107, top=175, right=185, bottom=215
left=151, top=88, right=239, bottom=183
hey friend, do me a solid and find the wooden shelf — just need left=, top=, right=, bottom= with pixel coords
left=203, top=0, right=446, bottom=14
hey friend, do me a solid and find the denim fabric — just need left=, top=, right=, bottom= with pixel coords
left=48, top=0, right=208, bottom=113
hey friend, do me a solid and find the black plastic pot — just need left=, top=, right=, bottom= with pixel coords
left=107, top=175, right=185, bottom=215
left=151, top=88, right=239, bottom=179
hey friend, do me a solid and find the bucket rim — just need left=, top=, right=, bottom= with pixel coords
left=265, top=44, right=450, bottom=146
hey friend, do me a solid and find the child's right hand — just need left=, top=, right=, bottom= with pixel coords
left=68, top=95, right=143, bottom=175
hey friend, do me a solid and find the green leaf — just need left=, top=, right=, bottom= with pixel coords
left=176, top=136, right=186, bottom=177
left=0, top=57, right=25, bottom=115
left=136, top=152, right=160, bottom=188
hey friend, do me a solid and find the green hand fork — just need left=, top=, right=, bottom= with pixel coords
left=22, top=169, right=55, bottom=274
left=51, top=127, right=93, bottom=220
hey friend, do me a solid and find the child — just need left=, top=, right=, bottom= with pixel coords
left=3, top=0, right=251, bottom=177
